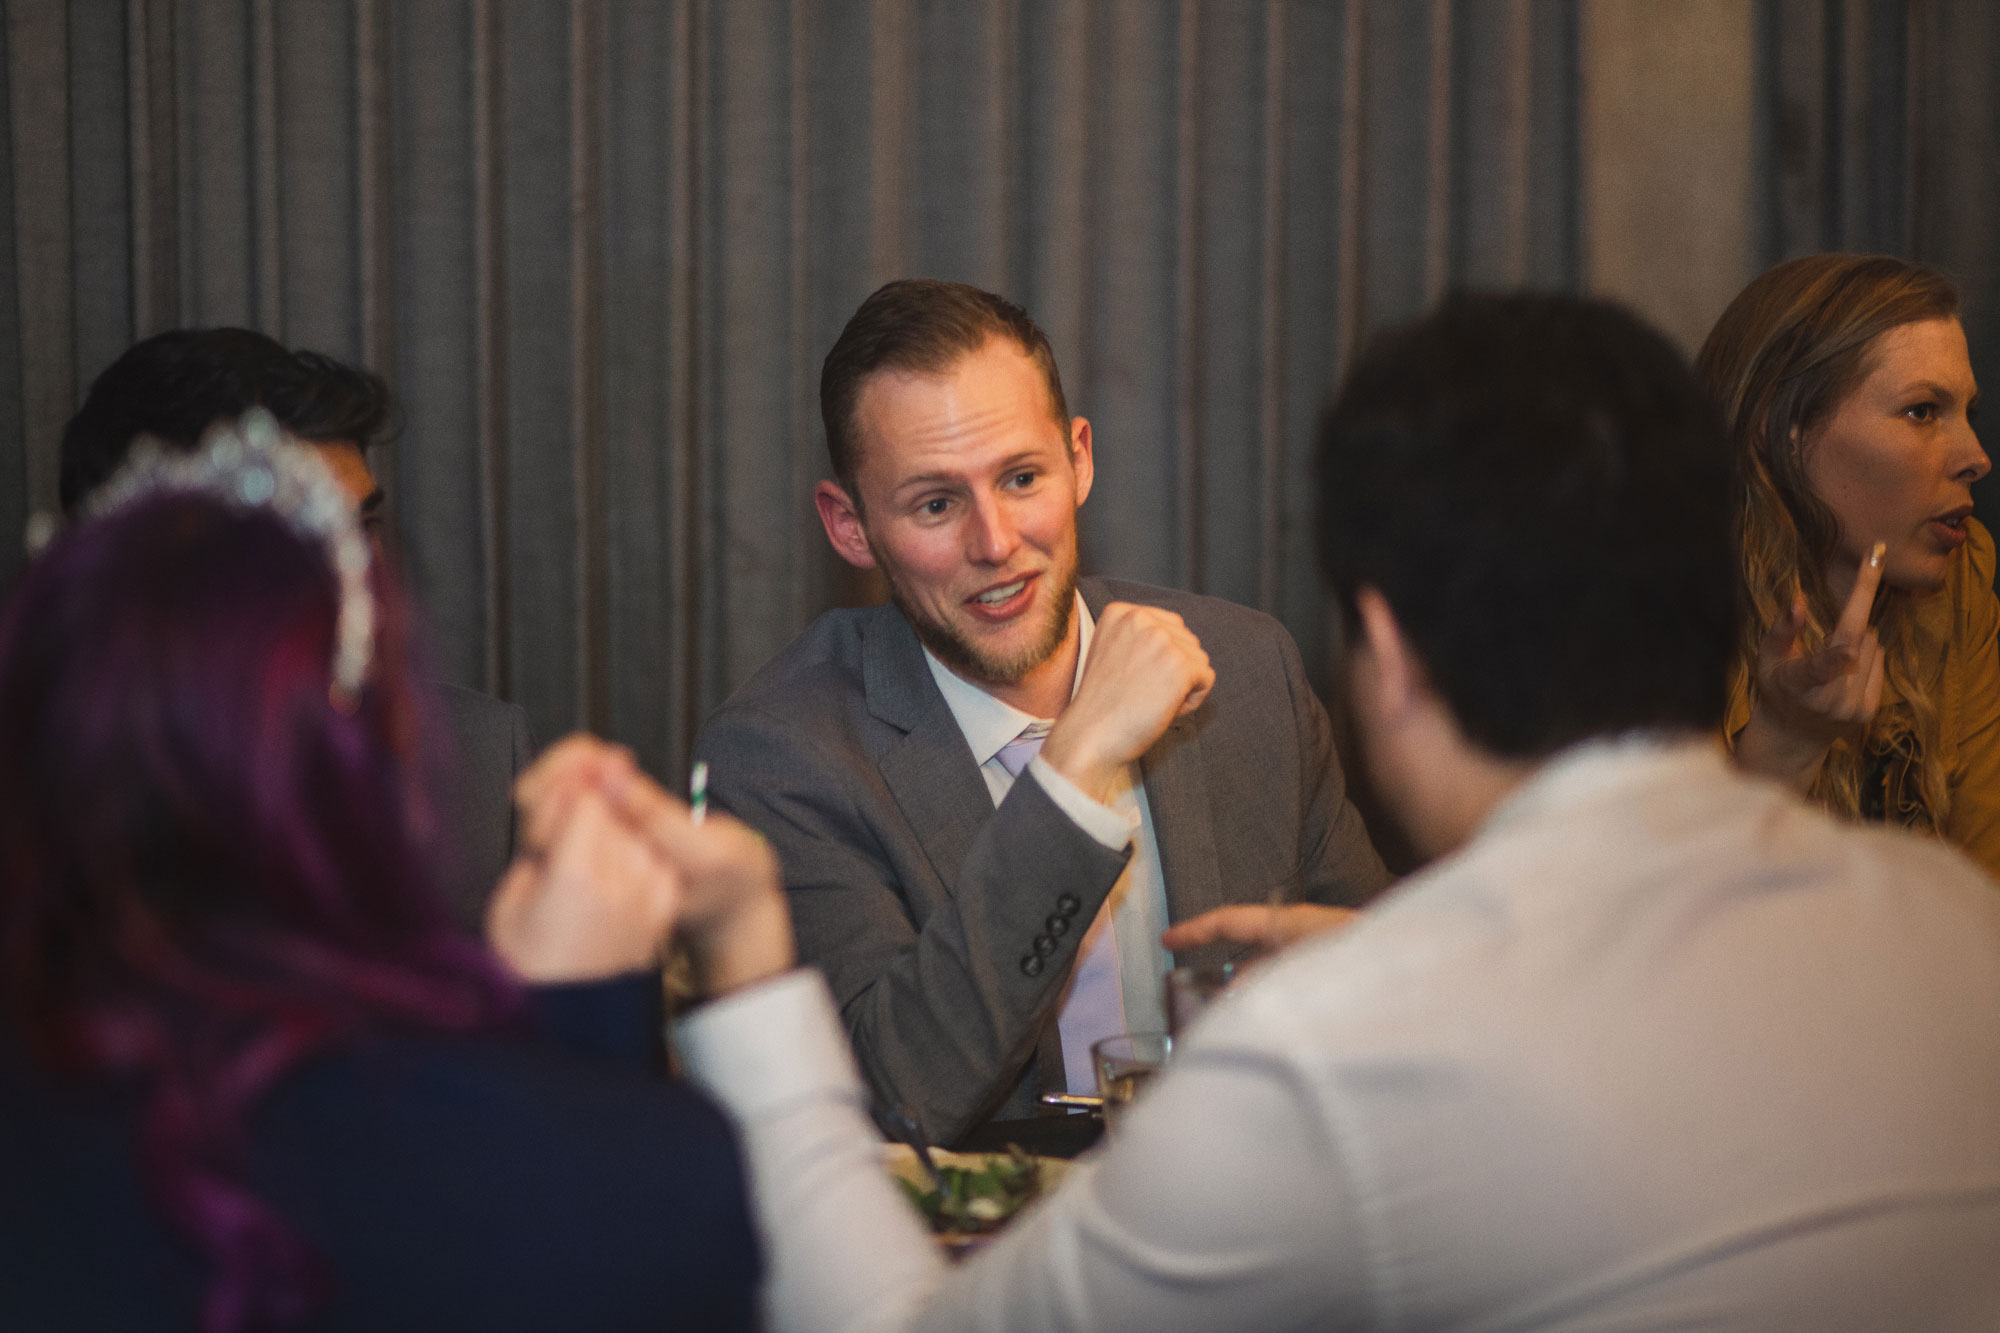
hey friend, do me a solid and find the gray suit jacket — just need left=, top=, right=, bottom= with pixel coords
left=695, top=578, right=1388, bottom=1143
left=432, top=682, right=535, bottom=933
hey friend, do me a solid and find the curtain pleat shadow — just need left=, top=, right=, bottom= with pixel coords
left=0, top=0, right=1992, bottom=791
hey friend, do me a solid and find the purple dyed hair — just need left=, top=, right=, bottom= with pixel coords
left=0, top=493, right=522, bottom=1331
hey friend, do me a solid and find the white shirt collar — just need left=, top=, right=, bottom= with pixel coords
left=923, top=594, right=1094, bottom=768
left=1476, top=731, right=1727, bottom=840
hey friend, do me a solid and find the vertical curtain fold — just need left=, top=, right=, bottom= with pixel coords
left=0, top=0, right=1994, bottom=782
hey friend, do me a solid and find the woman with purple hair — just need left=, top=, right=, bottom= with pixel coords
left=0, top=420, right=759, bottom=1330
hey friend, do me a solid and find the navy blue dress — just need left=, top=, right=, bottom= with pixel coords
left=0, top=977, right=760, bottom=1331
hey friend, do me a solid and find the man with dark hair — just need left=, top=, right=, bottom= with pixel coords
left=60, top=329, right=533, bottom=930
left=695, top=279, right=1389, bottom=1144
left=1317, top=292, right=1740, bottom=754
left=60, top=329, right=392, bottom=522
left=665, top=292, right=2000, bottom=1325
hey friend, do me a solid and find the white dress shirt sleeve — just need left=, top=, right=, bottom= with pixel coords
left=675, top=970, right=947, bottom=1332
left=1024, top=752, right=1139, bottom=852
left=677, top=969, right=1375, bottom=1333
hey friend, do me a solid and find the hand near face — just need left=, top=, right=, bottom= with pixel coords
left=1735, top=543, right=1888, bottom=788
left=487, top=735, right=795, bottom=997
left=1039, top=602, right=1215, bottom=803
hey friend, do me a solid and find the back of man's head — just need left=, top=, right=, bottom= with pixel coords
left=1317, top=293, right=1737, bottom=758
left=60, top=329, right=394, bottom=514
left=819, top=279, right=1070, bottom=497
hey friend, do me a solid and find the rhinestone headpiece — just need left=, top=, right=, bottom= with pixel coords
left=83, top=409, right=377, bottom=703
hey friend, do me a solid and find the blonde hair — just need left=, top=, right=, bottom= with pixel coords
left=1695, top=253, right=1960, bottom=827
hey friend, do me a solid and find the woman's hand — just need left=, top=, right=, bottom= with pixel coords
left=487, top=735, right=795, bottom=997
left=598, top=765, right=795, bottom=1000
left=1735, top=542, right=1888, bottom=789
left=487, top=738, right=681, bottom=982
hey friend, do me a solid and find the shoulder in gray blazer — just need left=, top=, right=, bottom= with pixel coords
left=431, top=682, right=535, bottom=933
left=695, top=577, right=1388, bottom=1144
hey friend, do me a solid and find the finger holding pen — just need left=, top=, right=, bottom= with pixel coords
left=600, top=763, right=796, bottom=999
left=503, top=735, right=794, bottom=997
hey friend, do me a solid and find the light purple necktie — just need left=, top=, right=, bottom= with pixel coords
left=994, top=728, right=1045, bottom=779
left=993, top=725, right=1126, bottom=1094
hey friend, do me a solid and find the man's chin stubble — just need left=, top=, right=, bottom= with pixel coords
left=890, top=566, right=1079, bottom=689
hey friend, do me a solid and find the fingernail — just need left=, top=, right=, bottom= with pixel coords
left=1869, top=541, right=1885, bottom=567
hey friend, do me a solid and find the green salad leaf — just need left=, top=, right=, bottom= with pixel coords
left=898, top=1145, right=1042, bottom=1235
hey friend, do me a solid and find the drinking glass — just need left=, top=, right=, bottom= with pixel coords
left=1164, top=960, right=1239, bottom=1036
left=1092, top=1032, right=1171, bottom=1131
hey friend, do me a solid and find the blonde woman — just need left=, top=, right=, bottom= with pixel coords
left=1698, top=253, right=2000, bottom=877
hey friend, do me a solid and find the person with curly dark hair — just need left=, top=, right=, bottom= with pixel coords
left=59, top=328, right=533, bottom=928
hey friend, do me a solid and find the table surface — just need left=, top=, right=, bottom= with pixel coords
left=957, top=1113, right=1103, bottom=1160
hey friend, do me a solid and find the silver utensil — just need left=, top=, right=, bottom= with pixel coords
left=887, top=1103, right=944, bottom=1191
left=1038, top=1091, right=1104, bottom=1111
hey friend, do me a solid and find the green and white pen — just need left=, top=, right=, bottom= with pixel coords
left=689, top=760, right=709, bottom=825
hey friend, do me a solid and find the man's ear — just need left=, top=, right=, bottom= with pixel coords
left=1068, top=416, right=1094, bottom=507
left=1353, top=587, right=1425, bottom=721
left=814, top=480, right=877, bottom=570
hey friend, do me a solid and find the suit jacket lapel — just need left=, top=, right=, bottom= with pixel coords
left=1079, top=580, right=1227, bottom=965
left=1141, top=717, right=1227, bottom=967
left=863, top=606, right=994, bottom=894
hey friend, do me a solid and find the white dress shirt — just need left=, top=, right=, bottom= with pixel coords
left=921, top=597, right=1172, bottom=1089
left=680, top=736, right=2000, bottom=1332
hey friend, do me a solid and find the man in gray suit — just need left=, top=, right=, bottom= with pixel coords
left=59, top=329, right=533, bottom=931
left=696, top=280, right=1387, bottom=1144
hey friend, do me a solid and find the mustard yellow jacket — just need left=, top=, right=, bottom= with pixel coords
left=1727, top=519, right=2000, bottom=883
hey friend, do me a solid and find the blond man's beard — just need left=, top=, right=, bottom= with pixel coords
left=884, top=562, right=1079, bottom=688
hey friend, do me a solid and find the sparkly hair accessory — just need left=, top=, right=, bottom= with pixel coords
left=84, top=408, right=377, bottom=703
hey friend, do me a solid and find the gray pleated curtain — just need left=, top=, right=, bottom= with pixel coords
left=2, top=0, right=1995, bottom=785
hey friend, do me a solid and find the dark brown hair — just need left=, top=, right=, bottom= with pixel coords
left=60, top=329, right=398, bottom=515
left=819, top=279, right=1070, bottom=497
left=1318, top=293, right=1736, bottom=757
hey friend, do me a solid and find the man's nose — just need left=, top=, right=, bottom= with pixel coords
left=967, top=495, right=1019, bottom=562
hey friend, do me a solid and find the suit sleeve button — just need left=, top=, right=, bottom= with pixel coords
left=1056, top=893, right=1081, bottom=915
left=1032, top=933, right=1057, bottom=958
left=1020, top=954, right=1045, bottom=977
left=1045, top=914, right=1069, bottom=937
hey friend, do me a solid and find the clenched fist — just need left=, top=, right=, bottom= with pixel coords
left=1040, top=602, right=1215, bottom=803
